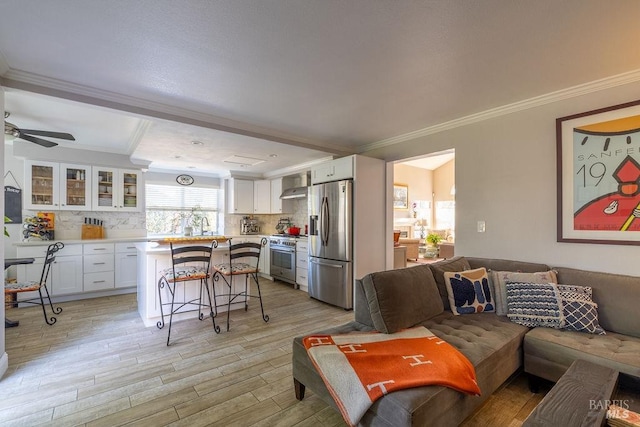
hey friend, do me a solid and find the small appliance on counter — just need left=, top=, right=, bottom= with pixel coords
left=240, top=216, right=261, bottom=235
left=275, top=217, right=292, bottom=234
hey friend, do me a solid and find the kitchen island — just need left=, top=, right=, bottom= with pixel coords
left=136, top=236, right=268, bottom=328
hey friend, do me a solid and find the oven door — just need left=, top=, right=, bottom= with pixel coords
left=270, top=246, right=296, bottom=284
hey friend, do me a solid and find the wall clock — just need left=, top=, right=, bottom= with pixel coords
left=176, top=174, right=194, bottom=186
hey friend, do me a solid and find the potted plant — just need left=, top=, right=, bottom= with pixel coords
left=426, top=233, right=443, bottom=247
left=424, top=233, right=442, bottom=258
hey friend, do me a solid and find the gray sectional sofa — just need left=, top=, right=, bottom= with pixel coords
left=292, top=256, right=640, bottom=426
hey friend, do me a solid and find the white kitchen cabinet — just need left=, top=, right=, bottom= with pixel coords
left=83, top=243, right=115, bottom=292
left=24, top=160, right=60, bottom=209
left=296, top=239, right=308, bottom=290
left=92, top=167, right=143, bottom=212
left=226, top=178, right=254, bottom=214
left=311, top=156, right=353, bottom=184
left=258, top=238, right=270, bottom=279
left=115, top=242, right=138, bottom=288
left=270, top=178, right=293, bottom=214
left=59, top=163, right=92, bottom=210
left=253, top=180, right=271, bottom=214
left=16, top=244, right=83, bottom=298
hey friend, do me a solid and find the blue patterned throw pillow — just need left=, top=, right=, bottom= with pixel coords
left=562, top=300, right=606, bottom=335
left=505, top=282, right=563, bottom=328
left=443, top=268, right=494, bottom=315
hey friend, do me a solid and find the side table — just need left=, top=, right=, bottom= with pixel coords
left=393, top=246, right=407, bottom=269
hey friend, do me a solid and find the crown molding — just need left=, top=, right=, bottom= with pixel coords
left=264, top=156, right=335, bottom=179
left=1, top=69, right=354, bottom=157
left=126, top=119, right=152, bottom=155
left=360, top=69, right=640, bottom=153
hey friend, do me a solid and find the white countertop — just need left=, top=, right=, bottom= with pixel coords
left=13, top=234, right=278, bottom=247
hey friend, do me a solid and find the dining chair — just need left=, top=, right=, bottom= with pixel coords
left=156, top=241, right=219, bottom=345
left=212, top=237, right=269, bottom=332
left=4, top=242, right=64, bottom=325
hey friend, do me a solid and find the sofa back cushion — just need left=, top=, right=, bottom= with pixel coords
left=429, top=256, right=472, bottom=310
left=466, top=257, right=550, bottom=273
left=358, top=265, right=443, bottom=334
left=554, top=267, right=640, bottom=338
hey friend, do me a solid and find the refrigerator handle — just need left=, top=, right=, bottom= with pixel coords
left=321, top=196, right=330, bottom=246
left=310, top=258, right=344, bottom=268
left=309, top=215, right=318, bottom=236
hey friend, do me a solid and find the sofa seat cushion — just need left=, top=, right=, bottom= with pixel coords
left=294, top=313, right=529, bottom=427
left=524, top=327, right=640, bottom=382
left=362, top=313, right=529, bottom=426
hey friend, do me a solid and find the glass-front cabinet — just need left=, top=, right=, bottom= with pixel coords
left=60, top=163, right=92, bottom=210
left=92, top=167, right=142, bottom=212
left=25, top=160, right=60, bottom=210
left=25, top=161, right=91, bottom=211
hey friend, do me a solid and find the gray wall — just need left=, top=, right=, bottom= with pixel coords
left=365, top=80, right=640, bottom=276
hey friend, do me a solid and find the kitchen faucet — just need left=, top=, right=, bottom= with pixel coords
left=200, top=217, right=210, bottom=235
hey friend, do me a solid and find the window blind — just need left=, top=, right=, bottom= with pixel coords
left=146, top=184, right=219, bottom=210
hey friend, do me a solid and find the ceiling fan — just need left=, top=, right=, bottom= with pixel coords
left=4, top=111, right=75, bottom=148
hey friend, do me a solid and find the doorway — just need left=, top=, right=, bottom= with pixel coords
left=391, top=149, right=455, bottom=263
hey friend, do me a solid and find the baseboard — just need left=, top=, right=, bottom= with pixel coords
left=0, top=352, right=8, bottom=379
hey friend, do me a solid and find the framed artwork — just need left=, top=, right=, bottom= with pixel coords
left=557, top=99, right=640, bottom=245
left=393, top=184, right=408, bottom=209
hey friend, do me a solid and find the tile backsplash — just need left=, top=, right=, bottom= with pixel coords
left=24, top=210, right=147, bottom=240
left=224, top=198, right=309, bottom=235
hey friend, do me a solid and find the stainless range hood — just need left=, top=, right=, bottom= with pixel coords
left=280, top=186, right=308, bottom=199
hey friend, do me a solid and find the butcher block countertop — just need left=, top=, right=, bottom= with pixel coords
left=150, top=235, right=229, bottom=245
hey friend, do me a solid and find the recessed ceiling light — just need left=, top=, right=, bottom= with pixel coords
left=269, top=154, right=278, bottom=158
left=173, top=155, right=182, bottom=159
left=191, top=140, right=204, bottom=146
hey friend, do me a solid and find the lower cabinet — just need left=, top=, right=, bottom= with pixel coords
left=16, top=240, right=139, bottom=301
left=296, top=240, right=308, bottom=290
left=16, top=244, right=84, bottom=299
left=83, top=243, right=115, bottom=291
left=115, top=243, right=138, bottom=288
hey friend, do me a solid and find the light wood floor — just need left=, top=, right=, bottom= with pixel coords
left=2, top=279, right=547, bottom=426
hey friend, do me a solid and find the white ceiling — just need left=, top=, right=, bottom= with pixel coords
left=2, top=0, right=640, bottom=177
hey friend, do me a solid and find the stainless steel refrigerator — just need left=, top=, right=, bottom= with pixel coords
left=308, top=179, right=353, bottom=309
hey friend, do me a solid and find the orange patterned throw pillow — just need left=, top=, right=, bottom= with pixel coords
left=443, top=268, right=494, bottom=315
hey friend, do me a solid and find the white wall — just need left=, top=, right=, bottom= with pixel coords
left=1, top=87, right=6, bottom=374
left=366, top=81, right=640, bottom=276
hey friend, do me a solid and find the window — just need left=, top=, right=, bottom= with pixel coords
left=435, top=200, right=455, bottom=231
left=145, top=184, right=223, bottom=235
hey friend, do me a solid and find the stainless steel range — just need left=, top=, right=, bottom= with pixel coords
left=269, top=235, right=298, bottom=286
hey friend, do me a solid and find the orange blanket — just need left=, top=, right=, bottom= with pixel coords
left=303, top=326, right=480, bottom=426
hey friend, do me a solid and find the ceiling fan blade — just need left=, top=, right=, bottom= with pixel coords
left=19, top=129, right=75, bottom=141
left=17, top=132, right=59, bottom=148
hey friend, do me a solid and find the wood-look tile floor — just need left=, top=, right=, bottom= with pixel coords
left=2, top=279, right=546, bottom=426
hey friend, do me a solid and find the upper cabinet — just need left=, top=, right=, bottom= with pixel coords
left=92, top=167, right=143, bottom=212
left=270, top=178, right=293, bottom=214
left=60, top=163, right=92, bottom=210
left=311, top=156, right=353, bottom=184
left=226, top=178, right=254, bottom=214
left=25, top=161, right=92, bottom=211
left=253, top=180, right=271, bottom=214
left=25, top=160, right=61, bottom=210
